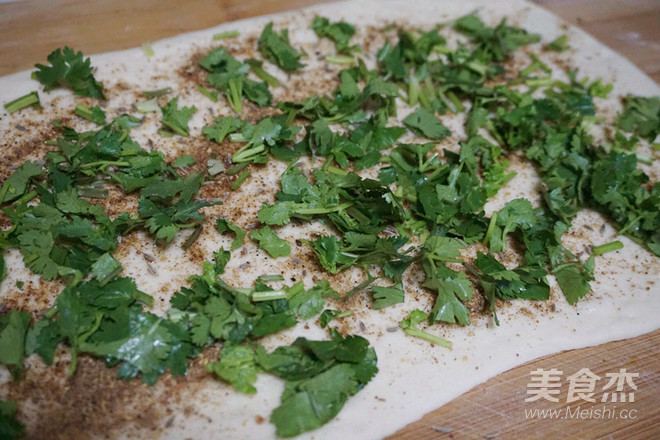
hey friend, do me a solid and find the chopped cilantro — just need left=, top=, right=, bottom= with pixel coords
left=33, top=47, right=105, bottom=99
left=547, top=34, right=570, bottom=51
left=74, top=103, right=106, bottom=124
left=172, top=155, right=197, bottom=168
left=312, top=16, right=356, bottom=53
left=216, top=217, right=246, bottom=251
left=160, top=97, right=196, bottom=136
left=262, top=332, right=377, bottom=437
left=250, top=226, right=291, bottom=258
left=617, top=95, right=659, bottom=141
left=258, top=22, right=305, bottom=72
left=400, top=310, right=452, bottom=349
left=371, top=283, right=404, bottom=309
left=0, top=310, right=30, bottom=379
left=403, top=107, right=451, bottom=139
left=0, top=400, right=24, bottom=440
left=3, top=91, right=40, bottom=114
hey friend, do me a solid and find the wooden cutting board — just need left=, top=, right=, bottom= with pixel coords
left=1, top=1, right=658, bottom=438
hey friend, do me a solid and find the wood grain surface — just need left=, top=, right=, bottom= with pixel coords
left=0, top=0, right=658, bottom=439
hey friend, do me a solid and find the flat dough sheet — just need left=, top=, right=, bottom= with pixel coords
left=0, top=0, right=658, bottom=439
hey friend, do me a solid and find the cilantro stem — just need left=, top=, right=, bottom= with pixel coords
left=321, top=155, right=335, bottom=171
left=77, top=186, right=108, bottom=199
left=287, top=282, right=305, bottom=297
left=225, top=162, right=250, bottom=176
left=295, top=202, right=352, bottom=215
left=135, top=98, right=159, bottom=113
left=68, top=350, right=78, bottom=377
left=408, top=70, right=420, bottom=107
left=325, top=55, right=355, bottom=65
left=252, top=66, right=280, bottom=87
left=44, top=306, right=58, bottom=319
left=232, top=144, right=265, bottom=163
left=592, top=240, right=623, bottom=256
left=80, top=160, right=130, bottom=170
left=231, top=170, right=251, bottom=190
left=251, top=290, right=289, bottom=302
left=635, top=155, right=654, bottom=165
left=182, top=225, right=203, bottom=250
left=483, top=211, right=498, bottom=248
left=257, top=274, right=285, bottom=282
left=437, top=89, right=457, bottom=114
left=520, top=55, right=551, bottom=77
left=402, top=327, right=452, bottom=349
left=446, top=91, right=464, bottom=112
left=325, top=165, right=348, bottom=176
left=11, top=190, right=38, bottom=206
left=525, top=77, right=553, bottom=88
left=4, top=91, right=40, bottom=113
left=617, top=215, right=641, bottom=236
left=213, top=30, right=240, bottom=40
left=418, top=85, right=432, bottom=111
left=141, top=42, right=154, bottom=57
left=466, top=61, right=487, bottom=76
left=229, top=133, right=247, bottom=142
left=69, top=313, right=103, bottom=376
left=227, top=78, right=243, bottom=114
left=75, top=104, right=99, bottom=122
left=144, top=87, right=172, bottom=98
left=248, top=62, right=280, bottom=87
left=197, top=85, right=218, bottom=102
left=432, top=44, right=452, bottom=54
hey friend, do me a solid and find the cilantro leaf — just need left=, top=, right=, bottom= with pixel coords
left=319, top=309, right=352, bottom=328
left=454, top=14, right=541, bottom=63
left=312, top=16, right=356, bottom=53
left=33, top=47, right=105, bottom=98
left=0, top=400, right=25, bottom=440
left=403, top=107, right=451, bottom=140
left=160, top=97, right=196, bottom=136
left=83, top=307, right=193, bottom=385
left=263, top=333, right=377, bottom=437
left=616, top=95, right=659, bottom=141
left=553, top=256, right=595, bottom=305
left=271, top=364, right=357, bottom=437
left=250, top=226, right=291, bottom=258
left=547, top=34, right=570, bottom=52
left=0, top=161, right=42, bottom=204
left=310, top=235, right=357, bottom=274
left=172, top=155, right=197, bottom=168
left=420, top=237, right=473, bottom=325
left=258, top=22, right=304, bottom=72
left=484, top=198, right=537, bottom=252
left=202, top=116, right=243, bottom=143
left=91, top=253, right=122, bottom=286
left=216, top=217, right=246, bottom=251
left=201, top=48, right=272, bottom=112
left=206, top=344, right=259, bottom=394
left=0, top=310, right=30, bottom=379
left=400, top=310, right=452, bottom=348
left=371, top=283, right=404, bottom=309
left=467, top=253, right=550, bottom=325
left=288, top=281, right=329, bottom=320
left=74, top=104, right=106, bottom=124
